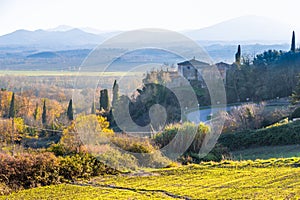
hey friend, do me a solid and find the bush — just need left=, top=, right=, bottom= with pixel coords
left=221, top=103, right=291, bottom=132
left=111, top=135, right=171, bottom=168
left=59, top=153, right=117, bottom=181
left=112, top=135, right=156, bottom=153
left=48, top=143, right=69, bottom=156
left=0, top=151, right=119, bottom=193
left=154, top=122, right=209, bottom=153
left=220, top=103, right=266, bottom=132
left=97, top=148, right=138, bottom=171
left=154, top=122, right=226, bottom=163
left=154, top=123, right=180, bottom=148
left=0, top=152, right=60, bottom=190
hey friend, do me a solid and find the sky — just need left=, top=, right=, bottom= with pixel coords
left=0, top=0, right=300, bottom=36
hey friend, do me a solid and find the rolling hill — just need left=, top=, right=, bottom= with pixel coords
left=0, top=28, right=104, bottom=49
left=184, top=15, right=293, bottom=42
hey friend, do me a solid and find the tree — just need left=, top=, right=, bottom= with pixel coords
left=235, top=45, right=241, bottom=64
left=129, top=83, right=181, bottom=127
left=112, top=80, right=119, bottom=107
left=100, top=89, right=109, bottom=111
left=60, top=115, right=113, bottom=153
left=33, top=103, right=39, bottom=120
left=67, top=99, right=74, bottom=121
left=42, top=100, right=47, bottom=125
left=8, top=92, right=15, bottom=118
left=253, top=50, right=282, bottom=66
left=291, top=31, right=296, bottom=52
left=91, top=101, right=96, bottom=114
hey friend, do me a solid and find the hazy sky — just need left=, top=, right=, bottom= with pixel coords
left=1, top=0, right=300, bottom=35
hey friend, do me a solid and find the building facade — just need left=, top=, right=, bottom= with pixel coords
left=177, top=58, right=230, bottom=83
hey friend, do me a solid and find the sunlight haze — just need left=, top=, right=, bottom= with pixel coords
left=0, top=0, right=300, bottom=36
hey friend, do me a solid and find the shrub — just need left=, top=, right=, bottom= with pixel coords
left=220, top=103, right=265, bottom=132
left=0, top=152, right=60, bottom=190
left=111, top=135, right=171, bottom=168
left=97, top=148, right=138, bottom=171
left=59, top=153, right=117, bottom=181
left=0, top=151, right=119, bottom=193
left=111, top=135, right=155, bottom=154
left=154, top=123, right=180, bottom=147
left=220, top=103, right=291, bottom=132
left=59, top=115, right=114, bottom=154
left=154, top=122, right=209, bottom=153
left=48, top=143, right=69, bottom=156
left=154, top=122, right=226, bottom=163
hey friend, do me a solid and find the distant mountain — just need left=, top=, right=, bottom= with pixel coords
left=0, top=15, right=295, bottom=51
left=0, top=28, right=105, bottom=49
left=48, top=25, right=122, bottom=36
left=184, top=15, right=293, bottom=42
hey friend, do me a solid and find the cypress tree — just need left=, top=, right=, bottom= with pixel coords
left=91, top=101, right=96, bottom=114
left=8, top=92, right=15, bottom=118
left=235, top=45, right=241, bottom=64
left=42, top=100, right=47, bottom=125
left=33, top=103, right=39, bottom=120
left=291, top=31, right=296, bottom=52
left=100, top=89, right=109, bottom=111
left=112, top=80, right=119, bottom=107
left=67, top=99, right=74, bottom=121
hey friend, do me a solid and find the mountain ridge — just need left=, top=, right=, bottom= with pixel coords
left=0, top=16, right=296, bottom=50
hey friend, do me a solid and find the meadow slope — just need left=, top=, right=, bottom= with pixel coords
left=2, top=160, right=300, bottom=199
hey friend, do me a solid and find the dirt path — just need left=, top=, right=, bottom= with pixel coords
left=72, top=182, right=193, bottom=200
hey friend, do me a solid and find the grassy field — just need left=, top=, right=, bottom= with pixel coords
left=2, top=159, right=300, bottom=199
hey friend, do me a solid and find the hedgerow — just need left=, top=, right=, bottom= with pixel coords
left=218, top=121, right=300, bottom=150
left=0, top=152, right=118, bottom=193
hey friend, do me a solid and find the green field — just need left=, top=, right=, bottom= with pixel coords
left=2, top=161, right=300, bottom=199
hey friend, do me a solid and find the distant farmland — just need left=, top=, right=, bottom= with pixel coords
left=0, top=70, right=142, bottom=77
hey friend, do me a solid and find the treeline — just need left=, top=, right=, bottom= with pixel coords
left=226, top=50, right=300, bottom=103
left=226, top=32, right=300, bottom=103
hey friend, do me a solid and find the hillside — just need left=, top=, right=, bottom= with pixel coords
left=2, top=161, right=300, bottom=199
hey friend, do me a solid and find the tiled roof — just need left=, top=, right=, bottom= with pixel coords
left=177, top=58, right=210, bottom=67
